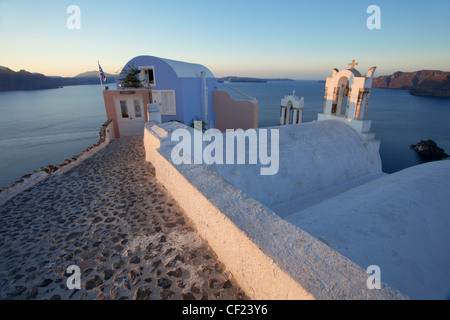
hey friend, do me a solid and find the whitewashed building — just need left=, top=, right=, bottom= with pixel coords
left=143, top=62, right=450, bottom=300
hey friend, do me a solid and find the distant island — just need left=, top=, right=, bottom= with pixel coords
left=372, top=70, right=450, bottom=98
left=218, top=76, right=294, bottom=83
left=0, top=67, right=117, bottom=91
left=50, top=70, right=118, bottom=87
left=0, top=67, right=60, bottom=91
left=4, top=67, right=449, bottom=98
left=0, top=68, right=297, bottom=91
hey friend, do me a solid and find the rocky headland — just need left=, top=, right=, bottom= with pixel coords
left=372, top=70, right=450, bottom=98
left=0, top=67, right=117, bottom=91
left=0, top=67, right=60, bottom=91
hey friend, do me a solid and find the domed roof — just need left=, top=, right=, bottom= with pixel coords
left=286, top=160, right=450, bottom=299
left=346, top=68, right=362, bottom=77
left=213, top=120, right=382, bottom=208
left=121, top=55, right=215, bottom=79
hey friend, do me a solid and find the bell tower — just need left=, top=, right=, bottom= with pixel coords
left=318, top=61, right=377, bottom=143
left=279, top=91, right=304, bottom=125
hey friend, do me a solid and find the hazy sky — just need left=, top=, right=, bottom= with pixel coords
left=0, top=0, right=449, bottom=79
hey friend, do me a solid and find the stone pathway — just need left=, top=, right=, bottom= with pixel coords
left=0, top=137, right=247, bottom=300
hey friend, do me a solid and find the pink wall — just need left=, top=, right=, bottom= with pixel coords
left=103, top=89, right=151, bottom=138
left=213, top=91, right=258, bottom=132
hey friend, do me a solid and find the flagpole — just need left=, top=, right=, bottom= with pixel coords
left=97, top=60, right=104, bottom=92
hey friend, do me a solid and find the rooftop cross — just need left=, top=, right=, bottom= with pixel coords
left=348, top=60, right=359, bottom=69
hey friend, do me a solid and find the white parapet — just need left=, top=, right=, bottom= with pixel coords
left=143, top=121, right=407, bottom=300
left=318, top=113, right=371, bottom=133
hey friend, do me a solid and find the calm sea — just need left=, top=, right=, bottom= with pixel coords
left=0, top=85, right=109, bottom=188
left=219, top=81, right=450, bottom=174
left=0, top=82, right=449, bottom=188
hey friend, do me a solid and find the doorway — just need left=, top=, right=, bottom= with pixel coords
left=114, top=96, right=145, bottom=137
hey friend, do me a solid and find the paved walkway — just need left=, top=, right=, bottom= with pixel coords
left=0, top=137, right=247, bottom=300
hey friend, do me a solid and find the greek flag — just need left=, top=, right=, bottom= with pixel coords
left=98, top=63, right=107, bottom=82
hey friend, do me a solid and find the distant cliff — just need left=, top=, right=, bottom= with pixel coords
left=218, top=76, right=294, bottom=83
left=0, top=67, right=117, bottom=91
left=0, top=67, right=59, bottom=91
left=52, top=76, right=118, bottom=87
left=372, top=70, right=450, bottom=98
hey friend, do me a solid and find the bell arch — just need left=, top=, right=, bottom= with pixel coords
left=334, top=76, right=350, bottom=117
left=318, top=62, right=378, bottom=140
left=280, top=93, right=304, bottom=125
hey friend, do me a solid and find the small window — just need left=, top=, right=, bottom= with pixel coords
left=120, top=100, right=129, bottom=118
left=139, top=66, right=156, bottom=87
left=134, top=100, right=142, bottom=118
left=145, top=69, right=154, bottom=84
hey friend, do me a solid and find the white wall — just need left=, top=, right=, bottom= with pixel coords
left=143, top=121, right=406, bottom=300
left=213, top=120, right=382, bottom=209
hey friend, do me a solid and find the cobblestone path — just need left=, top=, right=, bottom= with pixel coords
left=0, top=137, right=247, bottom=300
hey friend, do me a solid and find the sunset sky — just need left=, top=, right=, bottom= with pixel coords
left=0, top=0, right=449, bottom=79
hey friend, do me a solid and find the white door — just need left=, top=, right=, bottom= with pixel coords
left=115, top=96, right=145, bottom=137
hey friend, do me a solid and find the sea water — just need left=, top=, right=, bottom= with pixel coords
left=0, top=85, right=109, bottom=187
left=0, top=82, right=449, bottom=188
left=218, top=81, right=450, bottom=174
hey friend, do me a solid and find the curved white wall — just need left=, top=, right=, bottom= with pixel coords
left=214, top=120, right=382, bottom=208
left=143, top=121, right=406, bottom=300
